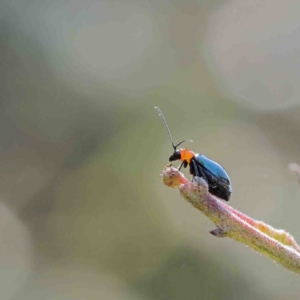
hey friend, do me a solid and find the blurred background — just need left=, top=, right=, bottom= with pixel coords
left=1, top=0, right=300, bottom=299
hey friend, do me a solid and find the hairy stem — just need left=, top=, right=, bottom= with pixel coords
left=162, top=164, right=300, bottom=275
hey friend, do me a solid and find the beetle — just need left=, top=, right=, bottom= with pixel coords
left=155, top=107, right=232, bottom=201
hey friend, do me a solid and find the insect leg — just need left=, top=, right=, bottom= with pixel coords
left=192, top=160, right=208, bottom=183
left=177, top=161, right=184, bottom=171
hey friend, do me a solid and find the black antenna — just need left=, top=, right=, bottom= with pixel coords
left=154, top=107, right=192, bottom=150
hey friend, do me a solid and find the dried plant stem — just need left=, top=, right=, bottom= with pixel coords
left=162, top=164, right=300, bottom=275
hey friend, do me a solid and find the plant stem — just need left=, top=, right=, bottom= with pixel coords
left=162, top=164, right=300, bottom=275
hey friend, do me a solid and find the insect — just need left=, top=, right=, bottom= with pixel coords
left=155, top=107, right=232, bottom=201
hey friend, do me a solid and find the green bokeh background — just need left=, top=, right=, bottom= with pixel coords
left=1, top=1, right=300, bottom=299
